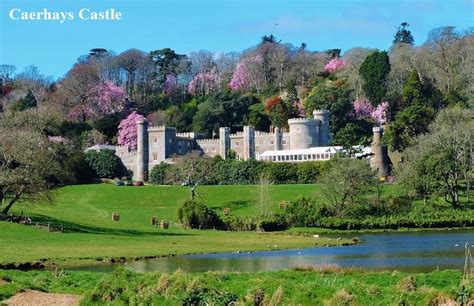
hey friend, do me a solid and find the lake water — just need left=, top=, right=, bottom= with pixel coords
left=73, top=229, right=474, bottom=273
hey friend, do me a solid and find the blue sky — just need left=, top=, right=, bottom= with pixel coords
left=1, top=0, right=473, bottom=79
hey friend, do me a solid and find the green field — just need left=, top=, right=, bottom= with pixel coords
left=1, top=184, right=353, bottom=266
left=0, top=268, right=471, bottom=305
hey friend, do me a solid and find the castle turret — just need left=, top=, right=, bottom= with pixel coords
left=243, top=126, right=255, bottom=160
left=274, top=127, right=282, bottom=150
left=136, top=118, right=148, bottom=182
left=288, top=118, right=319, bottom=150
left=313, top=110, right=330, bottom=146
left=370, top=127, right=390, bottom=177
left=219, top=127, right=230, bottom=159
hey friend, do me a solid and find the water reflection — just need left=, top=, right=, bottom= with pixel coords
left=72, top=229, right=473, bottom=273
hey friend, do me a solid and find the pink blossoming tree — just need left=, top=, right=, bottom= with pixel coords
left=324, top=58, right=345, bottom=73
left=371, top=101, right=389, bottom=125
left=188, top=71, right=219, bottom=96
left=229, top=62, right=250, bottom=91
left=352, top=99, right=389, bottom=125
left=66, top=81, right=128, bottom=121
left=353, top=98, right=373, bottom=118
left=117, top=111, right=146, bottom=149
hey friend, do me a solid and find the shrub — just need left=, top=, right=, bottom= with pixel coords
left=264, top=162, right=298, bottom=184
left=85, top=149, right=126, bottom=179
left=286, top=197, right=332, bottom=227
left=149, top=163, right=171, bottom=185
left=296, top=161, right=325, bottom=184
left=177, top=200, right=222, bottom=229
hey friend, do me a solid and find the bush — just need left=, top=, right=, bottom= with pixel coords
left=223, top=215, right=288, bottom=232
left=264, top=162, right=298, bottom=184
left=296, top=161, right=325, bottom=184
left=286, top=197, right=332, bottom=227
left=85, top=149, right=126, bottom=179
left=149, top=163, right=171, bottom=185
left=177, top=200, right=222, bottom=229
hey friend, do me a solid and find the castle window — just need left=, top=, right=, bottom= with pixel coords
left=235, top=141, right=240, bottom=147
left=270, top=140, right=274, bottom=145
left=153, top=153, right=158, bottom=161
left=282, top=140, right=287, bottom=145
left=211, top=147, right=216, bottom=152
left=153, top=138, right=158, bottom=143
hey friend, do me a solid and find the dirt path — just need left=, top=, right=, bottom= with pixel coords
left=2, top=290, right=82, bottom=306
left=0, top=279, right=8, bottom=285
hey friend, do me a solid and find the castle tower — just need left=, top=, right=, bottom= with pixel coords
left=243, top=126, right=255, bottom=160
left=313, top=110, right=330, bottom=146
left=219, top=127, right=230, bottom=159
left=274, top=127, right=282, bottom=150
left=370, top=127, right=390, bottom=177
left=136, top=118, right=149, bottom=182
left=288, top=118, right=319, bottom=150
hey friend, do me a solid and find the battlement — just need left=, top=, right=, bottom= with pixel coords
left=255, top=131, right=273, bottom=136
left=176, top=132, right=196, bottom=138
left=288, top=118, right=318, bottom=124
left=313, top=109, right=330, bottom=115
left=196, top=138, right=219, bottom=144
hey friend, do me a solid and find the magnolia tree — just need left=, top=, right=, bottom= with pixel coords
left=187, top=71, right=219, bottom=96
left=67, top=81, right=128, bottom=121
left=117, top=111, right=145, bottom=149
left=229, top=62, right=250, bottom=91
left=229, top=55, right=264, bottom=93
left=352, top=99, right=389, bottom=125
left=324, top=58, right=345, bottom=73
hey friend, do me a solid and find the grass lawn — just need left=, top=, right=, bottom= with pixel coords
left=0, top=268, right=470, bottom=305
left=1, top=184, right=356, bottom=266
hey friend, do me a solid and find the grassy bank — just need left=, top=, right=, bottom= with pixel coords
left=0, top=268, right=472, bottom=305
left=1, top=183, right=472, bottom=266
left=0, top=184, right=359, bottom=266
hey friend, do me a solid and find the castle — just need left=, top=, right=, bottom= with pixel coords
left=111, top=109, right=390, bottom=181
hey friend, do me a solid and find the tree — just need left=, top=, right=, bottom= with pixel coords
left=117, top=111, right=146, bottom=149
left=187, top=71, right=219, bottom=97
left=149, top=48, right=187, bottom=85
left=84, top=150, right=124, bottom=179
left=117, top=49, right=149, bottom=96
left=166, top=152, right=215, bottom=200
left=264, top=96, right=296, bottom=128
left=0, top=111, right=66, bottom=216
left=81, top=129, right=107, bottom=149
left=192, top=91, right=260, bottom=137
left=384, top=69, right=436, bottom=151
left=304, top=79, right=354, bottom=134
left=398, top=109, right=473, bottom=208
left=319, top=158, right=377, bottom=217
left=393, top=22, right=414, bottom=45
left=177, top=200, right=221, bottom=229
left=324, top=58, right=345, bottom=73
left=0, top=65, right=16, bottom=85
left=12, top=90, right=37, bottom=111
left=359, top=51, right=391, bottom=104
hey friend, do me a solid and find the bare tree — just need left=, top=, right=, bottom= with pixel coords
left=166, top=152, right=214, bottom=200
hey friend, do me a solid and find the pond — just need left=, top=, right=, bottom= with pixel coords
left=72, top=229, right=474, bottom=273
